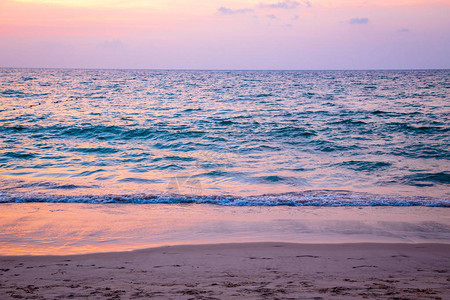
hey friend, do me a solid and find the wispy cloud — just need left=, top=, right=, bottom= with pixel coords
left=216, top=1, right=310, bottom=19
left=349, top=18, right=369, bottom=25
left=266, top=14, right=278, bottom=19
left=259, top=0, right=310, bottom=10
left=398, top=28, right=410, bottom=33
left=217, top=7, right=253, bottom=15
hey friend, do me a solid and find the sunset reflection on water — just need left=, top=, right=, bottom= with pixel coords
left=1, top=203, right=449, bottom=255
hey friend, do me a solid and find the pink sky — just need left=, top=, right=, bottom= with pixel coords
left=1, top=0, right=449, bottom=69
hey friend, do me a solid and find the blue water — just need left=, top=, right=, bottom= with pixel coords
left=0, top=69, right=449, bottom=206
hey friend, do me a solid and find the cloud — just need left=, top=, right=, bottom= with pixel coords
left=217, top=7, right=253, bottom=15
left=349, top=18, right=369, bottom=25
left=260, top=1, right=299, bottom=9
left=217, top=1, right=310, bottom=19
left=259, top=0, right=309, bottom=9
left=398, top=28, right=410, bottom=33
left=266, top=14, right=278, bottom=19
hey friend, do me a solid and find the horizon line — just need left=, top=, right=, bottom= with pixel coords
left=1, top=67, right=449, bottom=72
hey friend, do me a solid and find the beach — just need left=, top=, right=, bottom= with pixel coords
left=0, top=204, right=449, bottom=299
left=1, top=242, right=449, bottom=299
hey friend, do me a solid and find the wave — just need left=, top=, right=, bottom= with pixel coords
left=337, top=161, right=392, bottom=172
left=0, top=124, right=207, bottom=141
left=402, top=172, right=450, bottom=186
left=0, top=191, right=448, bottom=207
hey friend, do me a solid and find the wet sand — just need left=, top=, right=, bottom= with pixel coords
left=1, top=242, right=449, bottom=299
left=1, top=204, right=449, bottom=255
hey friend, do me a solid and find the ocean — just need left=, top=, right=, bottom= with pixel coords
left=0, top=68, right=449, bottom=206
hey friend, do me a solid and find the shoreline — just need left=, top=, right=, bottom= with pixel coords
left=1, top=241, right=449, bottom=258
left=1, top=242, right=449, bottom=299
left=0, top=204, right=449, bottom=256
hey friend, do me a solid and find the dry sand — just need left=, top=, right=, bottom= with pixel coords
left=1, top=242, right=449, bottom=299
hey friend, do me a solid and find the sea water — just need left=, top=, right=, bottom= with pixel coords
left=0, top=69, right=449, bottom=206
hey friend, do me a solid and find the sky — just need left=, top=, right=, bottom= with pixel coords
left=0, top=0, right=449, bottom=69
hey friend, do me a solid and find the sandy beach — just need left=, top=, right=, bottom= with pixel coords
left=0, top=242, right=449, bottom=299
left=0, top=204, right=449, bottom=299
